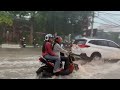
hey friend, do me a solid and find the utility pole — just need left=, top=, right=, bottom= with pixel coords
left=53, top=11, right=56, bottom=34
left=90, top=11, right=95, bottom=37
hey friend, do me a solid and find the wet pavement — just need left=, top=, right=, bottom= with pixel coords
left=0, top=48, right=41, bottom=79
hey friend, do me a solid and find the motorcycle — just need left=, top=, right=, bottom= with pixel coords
left=23, top=43, right=26, bottom=48
left=20, top=37, right=26, bottom=48
left=33, top=43, right=39, bottom=48
left=33, top=39, right=39, bottom=48
left=36, top=52, right=79, bottom=79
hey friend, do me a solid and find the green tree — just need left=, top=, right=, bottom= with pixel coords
left=44, top=11, right=92, bottom=36
left=0, top=11, right=13, bottom=44
left=0, top=11, right=13, bottom=26
left=0, top=11, right=93, bottom=44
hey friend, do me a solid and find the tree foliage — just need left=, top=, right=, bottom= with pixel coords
left=0, top=11, right=13, bottom=26
left=0, top=11, right=92, bottom=44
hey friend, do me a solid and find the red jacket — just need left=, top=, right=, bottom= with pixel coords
left=42, top=42, right=56, bottom=56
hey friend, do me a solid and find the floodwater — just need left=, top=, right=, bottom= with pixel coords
left=0, top=48, right=120, bottom=79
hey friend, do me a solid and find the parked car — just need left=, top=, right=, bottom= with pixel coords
left=71, top=37, right=120, bottom=61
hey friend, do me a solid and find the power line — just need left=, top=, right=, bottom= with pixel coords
left=97, top=12, right=120, bottom=24
left=94, top=22, right=120, bottom=28
left=94, top=11, right=120, bottom=29
left=94, top=11, right=120, bottom=26
left=98, top=11, right=120, bottom=16
left=106, top=16, right=120, bottom=24
left=94, top=22, right=113, bottom=25
left=99, top=16, right=120, bottom=26
left=96, top=16, right=114, bottom=25
left=96, top=16, right=120, bottom=26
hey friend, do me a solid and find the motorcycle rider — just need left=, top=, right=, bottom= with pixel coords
left=53, top=36, right=70, bottom=70
left=33, top=38, right=39, bottom=48
left=20, top=37, right=26, bottom=48
left=42, top=34, right=63, bottom=73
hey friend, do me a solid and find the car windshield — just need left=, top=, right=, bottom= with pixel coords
left=74, top=39, right=87, bottom=44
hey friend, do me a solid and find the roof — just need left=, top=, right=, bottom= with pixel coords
left=75, top=37, right=114, bottom=42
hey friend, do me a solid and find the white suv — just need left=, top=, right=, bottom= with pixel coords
left=71, top=37, right=120, bottom=60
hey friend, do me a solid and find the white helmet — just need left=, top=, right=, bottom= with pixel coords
left=45, top=34, right=54, bottom=41
left=23, top=37, right=25, bottom=39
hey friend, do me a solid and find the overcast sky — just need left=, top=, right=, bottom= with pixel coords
left=94, top=11, right=120, bottom=28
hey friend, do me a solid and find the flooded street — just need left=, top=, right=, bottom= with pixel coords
left=0, top=48, right=41, bottom=79
left=0, top=48, right=120, bottom=79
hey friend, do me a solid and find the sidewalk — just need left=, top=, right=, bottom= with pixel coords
left=0, top=44, right=41, bottom=48
left=1, top=44, right=21, bottom=48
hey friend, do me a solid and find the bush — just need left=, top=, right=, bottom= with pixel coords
left=0, top=37, right=3, bottom=44
left=36, top=36, right=44, bottom=46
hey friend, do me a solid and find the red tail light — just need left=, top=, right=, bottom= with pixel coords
left=78, top=44, right=90, bottom=48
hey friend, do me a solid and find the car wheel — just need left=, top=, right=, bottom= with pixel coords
left=92, top=55, right=101, bottom=60
left=91, top=53, right=102, bottom=61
